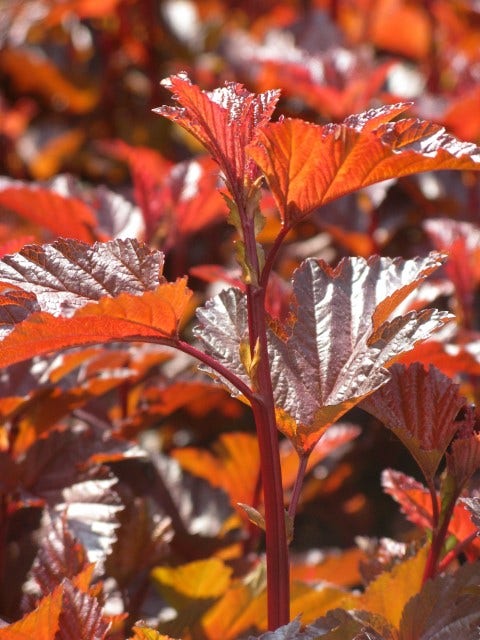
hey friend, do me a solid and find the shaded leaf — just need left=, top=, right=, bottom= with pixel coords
left=248, top=107, right=480, bottom=226
left=56, top=577, right=110, bottom=640
left=0, top=48, right=98, bottom=114
left=22, top=510, right=89, bottom=608
left=308, top=608, right=391, bottom=640
left=399, top=560, right=480, bottom=640
left=247, top=617, right=319, bottom=640
left=268, top=255, right=450, bottom=452
left=360, top=363, right=464, bottom=482
left=173, top=432, right=259, bottom=522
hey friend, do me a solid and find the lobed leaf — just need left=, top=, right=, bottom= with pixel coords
left=248, top=107, right=480, bottom=226
left=360, top=363, right=465, bottom=483
left=268, top=254, right=450, bottom=452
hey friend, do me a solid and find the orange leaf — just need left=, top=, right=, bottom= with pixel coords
left=0, top=48, right=98, bottom=114
left=0, top=185, right=97, bottom=243
left=248, top=107, right=480, bottom=226
left=0, top=281, right=192, bottom=368
left=0, top=586, right=63, bottom=640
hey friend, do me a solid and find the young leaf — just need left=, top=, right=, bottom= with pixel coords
left=154, top=72, right=280, bottom=203
left=248, top=107, right=480, bottom=226
left=268, top=254, right=450, bottom=453
left=360, top=363, right=465, bottom=483
left=382, top=469, right=433, bottom=530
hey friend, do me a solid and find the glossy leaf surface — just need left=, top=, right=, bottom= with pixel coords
left=248, top=108, right=480, bottom=225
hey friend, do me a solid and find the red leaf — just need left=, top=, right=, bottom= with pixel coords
left=0, top=184, right=97, bottom=243
left=360, top=363, right=465, bottom=482
left=154, top=72, right=279, bottom=202
left=381, top=469, right=433, bottom=530
left=248, top=107, right=480, bottom=226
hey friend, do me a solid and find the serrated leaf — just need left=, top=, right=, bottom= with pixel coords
left=0, top=586, right=63, bottom=640
left=446, top=431, right=480, bottom=490
left=56, top=578, right=110, bottom=640
left=344, top=545, right=428, bottom=630
left=360, top=363, right=465, bottom=482
left=248, top=108, right=480, bottom=226
left=463, top=497, right=480, bottom=531
left=399, top=560, right=480, bottom=640
left=0, top=279, right=192, bottom=368
left=0, top=238, right=164, bottom=316
left=154, top=72, right=279, bottom=201
left=382, top=469, right=433, bottom=529
left=23, top=511, right=89, bottom=608
left=268, top=255, right=450, bottom=452
left=247, top=617, right=319, bottom=640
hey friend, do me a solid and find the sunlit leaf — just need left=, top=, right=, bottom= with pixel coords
left=382, top=469, right=433, bottom=530
left=360, top=363, right=465, bottom=483
left=0, top=586, right=63, bottom=640
left=0, top=183, right=96, bottom=243
left=56, top=577, right=110, bottom=640
left=268, top=254, right=450, bottom=452
left=0, top=239, right=165, bottom=315
left=248, top=107, right=480, bottom=226
left=343, top=545, right=428, bottom=629
left=130, top=627, right=178, bottom=640
left=152, top=558, right=232, bottom=637
left=154, top=72, right=280, bottom=201
left=0, top=280, right=192, bottom=368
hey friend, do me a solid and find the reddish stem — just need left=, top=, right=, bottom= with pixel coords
left=422, top=495, right=457, bottom=584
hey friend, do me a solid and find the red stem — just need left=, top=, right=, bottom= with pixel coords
left=246, top=286, right=290, bottom=629
left=422, top=495, right=457, bottom=584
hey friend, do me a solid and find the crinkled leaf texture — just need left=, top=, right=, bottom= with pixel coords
left=246, top=617, right=319, bottom=640
left=195, top=253, right=450, bottom=452
left=269, top=254, right=450, bottom=452
left=154, top=72, right=280, bottom=198
left=360, top=363, right=465, bottom=483
left=248, top=104, right=480, bottom=225
left=399, top=560, right=480, bottom=640
left=0, top=239, right=192, bottom=366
